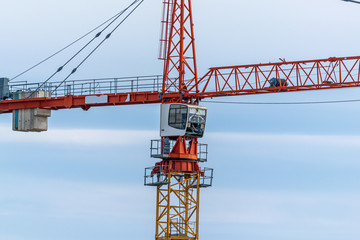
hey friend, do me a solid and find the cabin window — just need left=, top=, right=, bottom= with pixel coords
left=168, top=104, right=188, bottom=130
left=186, top=107, right=207, bottom=137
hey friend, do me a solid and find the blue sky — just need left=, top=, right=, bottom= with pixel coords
left=2, top=0, right=360, bottom=240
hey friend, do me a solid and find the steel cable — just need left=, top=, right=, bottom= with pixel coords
left=27, top=0, right=142, bottom=98
left=11, top=8, right=132, bottom=81
left=202, top=99, right=360, bottom=105
left=51, top=0, right=144, bottom=95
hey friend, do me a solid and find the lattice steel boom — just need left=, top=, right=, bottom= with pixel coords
left=1, top=56, right=360, bottom=114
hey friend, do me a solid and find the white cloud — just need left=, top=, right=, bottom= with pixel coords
left=201, top=188, right=360, bottom=228
left=207, top=132, right=360, bottom=148
left=3, top=175, right=360, bottom=229
left=2, top=121, right=360, bottom=148
left=0, top=124, right=158, bottom=146
left=1, top=175, right=360, bottom=239
left=203, top=131, right=360, bottom=166
left=0, top=175, right=154, bottom=221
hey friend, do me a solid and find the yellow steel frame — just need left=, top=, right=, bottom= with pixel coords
left=155, top=172, right=200, bottom=240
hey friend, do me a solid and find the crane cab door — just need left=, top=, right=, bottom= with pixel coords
left=160, top=104, right=207, bottom=138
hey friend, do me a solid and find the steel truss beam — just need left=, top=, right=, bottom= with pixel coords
left=191, top=56, right=360, bottom=98
left=162, top=0, right=199, bottom=95
left=0, top=91, right=161, bottom=114
left=2, top=56, right=360, bottom=113
left=156, top=172, right=200, bottom=240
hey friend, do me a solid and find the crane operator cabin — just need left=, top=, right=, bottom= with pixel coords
left=160, top=104, right=207, bottom=138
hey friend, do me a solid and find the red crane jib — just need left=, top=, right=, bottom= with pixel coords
left=1, top=56, right=360, bottom=113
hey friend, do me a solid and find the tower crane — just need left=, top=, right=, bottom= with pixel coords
left=1, top=0, right=360, bottom=239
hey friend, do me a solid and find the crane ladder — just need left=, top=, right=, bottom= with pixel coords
left=159, top=0, right=174, bottom=60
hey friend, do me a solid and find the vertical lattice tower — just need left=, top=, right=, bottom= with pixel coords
left=145, top=137, right=213, bottom=240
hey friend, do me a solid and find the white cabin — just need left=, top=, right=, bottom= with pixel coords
left=160, top=104, right=207, bottom=138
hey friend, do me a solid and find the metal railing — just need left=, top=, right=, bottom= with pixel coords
left=198, top=167, right=213, bottom=188
left=150, top=139, right=171, bottom=158
left=144, top=165, right=170, bottom=186
left=150, top=139, right=208, bottom=162
left=145, top=165, right=213, bottom=188
left=198, top=144, right=208, bottom=162
left=9, top=75, right=162, bottom=98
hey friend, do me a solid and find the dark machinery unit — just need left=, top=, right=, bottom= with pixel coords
left=0, top=78, right=10, bottom=100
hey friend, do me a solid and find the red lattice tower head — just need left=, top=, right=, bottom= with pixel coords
left=160, top=0, right=199, bottom=100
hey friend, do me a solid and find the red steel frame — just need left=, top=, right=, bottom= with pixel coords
left=153, top=136, right=200, bottom=174
left=0, top=91, right=161, bottom=114
left=192, top=56, right=360, bottom=98
left=161, top=0, right=198, bottom=95
left=2, top=56, right=360, bottom=114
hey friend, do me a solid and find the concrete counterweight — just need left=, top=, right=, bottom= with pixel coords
left=12, top=91, right=51, bottom=132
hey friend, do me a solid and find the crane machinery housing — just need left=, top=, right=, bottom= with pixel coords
left=1, top=0, right=360, bottom=239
